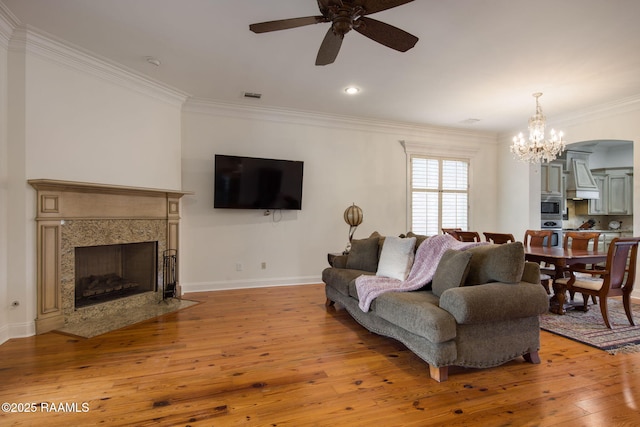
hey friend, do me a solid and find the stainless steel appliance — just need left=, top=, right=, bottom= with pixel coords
left=541, top=196, right=562, bottom=220
left=540, top=220, right=563, bottom=247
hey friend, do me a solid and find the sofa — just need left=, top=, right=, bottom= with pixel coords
left=322, top=232, right=550, bottom=382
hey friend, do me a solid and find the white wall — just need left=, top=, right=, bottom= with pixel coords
left=587, top=142, right=633, bottom=169
left=180, top=101, right=499, bottom=292
left=23, top=32, right=185, bottom=189
left=0, top=26, right=187, bottom=343
left=0, top=6, right=10, bottom=343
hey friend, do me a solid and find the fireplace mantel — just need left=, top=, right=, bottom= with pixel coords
left=28, top=179, right=193, bottom=334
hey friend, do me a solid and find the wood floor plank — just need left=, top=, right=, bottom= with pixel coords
left=1, top=284, right=640, bottom=426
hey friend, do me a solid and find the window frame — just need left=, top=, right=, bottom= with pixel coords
left=408, top=154, right=470, bottom=235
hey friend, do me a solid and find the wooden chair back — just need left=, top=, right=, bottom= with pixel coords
left=454, top=231, right=481, bottom=242
left=563, top=231, right=600, bottom=251
left=483, top=232, right=516, bottom=244
left=442, top=228, right=461, bottom=237
left=523, top=230, right=552, bottom=247
left=605, top=237, right=640, bottom=294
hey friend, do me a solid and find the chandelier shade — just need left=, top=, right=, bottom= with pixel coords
left=510, top=92, right=566, bottom=164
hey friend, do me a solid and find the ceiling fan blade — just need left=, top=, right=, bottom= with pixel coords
left=250, top=16, right=327, bottom=33
left=316, top=28, right=344, bottom=65
left=354, top=17, right=418, bottom=52
left=357, top=0, right=415, bottom=15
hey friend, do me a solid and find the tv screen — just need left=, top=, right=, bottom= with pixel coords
left=214, top=155, right=304, bottom=210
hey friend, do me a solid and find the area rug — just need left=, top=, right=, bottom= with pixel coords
left=539, top=296, right=640, bottom=354
left=55, top=298, right=199, bottom=339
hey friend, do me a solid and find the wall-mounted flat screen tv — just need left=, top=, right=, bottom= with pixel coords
left=214, top=154, right=304, bottom=210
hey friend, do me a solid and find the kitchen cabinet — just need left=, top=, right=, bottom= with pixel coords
left=587, top=174, right=608, bottom=215
left=608, top=171, right=633, bottom=214
left=589, top=168, right=633, bottom=215
left=541, top=163, right=563, bottom=196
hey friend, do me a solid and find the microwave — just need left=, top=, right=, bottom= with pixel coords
left=541, top=196, right=562, bottom=220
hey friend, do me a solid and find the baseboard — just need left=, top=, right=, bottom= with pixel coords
left=181, top=276, right=322, bottom=293
left=0, top=324, right=8, bottom=346
left=0, top=320, right=36, bottom=345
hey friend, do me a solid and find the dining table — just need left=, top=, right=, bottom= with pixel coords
left=524, top=245, right=608, bottom=314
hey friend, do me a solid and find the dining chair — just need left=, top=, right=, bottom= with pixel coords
left=453, top=231, right=481, bottom=242
left=555, top=237, right=640, bottom=329
left=562, top=232, right=601, bottom=304
left=523, top=229, right=553, bottom=294
left=483, top=232, right=516, bottom=244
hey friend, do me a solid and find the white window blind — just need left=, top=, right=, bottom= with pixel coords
left=410, top=157, right=469, bottom=235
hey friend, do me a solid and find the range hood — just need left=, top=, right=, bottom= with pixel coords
left=564, top=151, right=600, bottom=200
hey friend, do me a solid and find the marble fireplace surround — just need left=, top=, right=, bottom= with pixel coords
left=28, top=179, right=192, bottom=334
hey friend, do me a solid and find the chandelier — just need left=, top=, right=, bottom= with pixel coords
left=510, top=92, right=566, bottom=163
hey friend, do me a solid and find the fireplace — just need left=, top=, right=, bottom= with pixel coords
left=75, top=241, right=158, bottom=308
left=28, top=179, right=192, bottom=334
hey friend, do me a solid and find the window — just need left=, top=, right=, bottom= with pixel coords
left=410, top=156, right=469, bottom=235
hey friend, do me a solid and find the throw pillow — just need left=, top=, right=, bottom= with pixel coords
left=432, top=249, right=473, bottom=297
left=345, top=235, right=380, bottom=272
left=376, top=236, right=417, bottom=280
left=406, top=231, right=429, bottom=249
left=465, top=241, right=525, bottom=285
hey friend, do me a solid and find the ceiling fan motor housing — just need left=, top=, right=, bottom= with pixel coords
left=329, top=6, right=364, bottom=35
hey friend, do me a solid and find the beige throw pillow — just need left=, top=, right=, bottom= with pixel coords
left=376, top=236, right=417, bottom=280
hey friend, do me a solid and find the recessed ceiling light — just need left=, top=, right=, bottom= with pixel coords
left=344, top=86, right=360, bottom=95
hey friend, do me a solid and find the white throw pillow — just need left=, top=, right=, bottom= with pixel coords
left=376, top=236, right=417, bottom=280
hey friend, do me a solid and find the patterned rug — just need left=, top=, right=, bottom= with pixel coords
left=539, top=296, right=640, bottom=354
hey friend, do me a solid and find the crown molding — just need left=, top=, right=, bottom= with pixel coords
left=0, top=1, right=19, bottom=47
left=12, top=25, right=189, bottom=107
left=498, top=93, right=640, bottom=143
left=555, top=94, right=640, bottom=128
left=184, top=97, right=497, bottom=145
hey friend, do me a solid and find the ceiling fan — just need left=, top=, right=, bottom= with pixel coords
left=249, top=0, right=419, bottom=66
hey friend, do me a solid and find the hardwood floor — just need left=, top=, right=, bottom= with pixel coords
left=1, top=283, right=640, bottom=426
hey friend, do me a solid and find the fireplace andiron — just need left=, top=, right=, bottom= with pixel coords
left=161, top=249, right=177, bottom=303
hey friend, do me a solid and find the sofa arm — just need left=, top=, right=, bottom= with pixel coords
left=439, top=281, right=549, bottom=324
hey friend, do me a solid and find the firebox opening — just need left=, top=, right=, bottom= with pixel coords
left=74, top=241, right=158, bottom=308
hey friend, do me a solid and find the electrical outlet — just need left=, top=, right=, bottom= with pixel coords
left=261, top=262, right=267, bottom=270
left=236, top=263, right=242, bottom=271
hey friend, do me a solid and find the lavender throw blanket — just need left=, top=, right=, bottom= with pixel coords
left=356, top=234, right=486, bottom=312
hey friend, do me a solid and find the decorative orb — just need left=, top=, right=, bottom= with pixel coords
left=343, top=204, right=363, bottom=226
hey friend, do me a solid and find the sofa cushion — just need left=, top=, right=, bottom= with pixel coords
left=465, top=242, right=525, bottom=285
left=322, top=268, right=368, bottom=297
left=373, top=291, right=457, bottom=343
left=345, top=235, right=380, bottom=272
left=432, top=249, right=473, bottom=297
left=376, top=236, right=416, bottom=280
